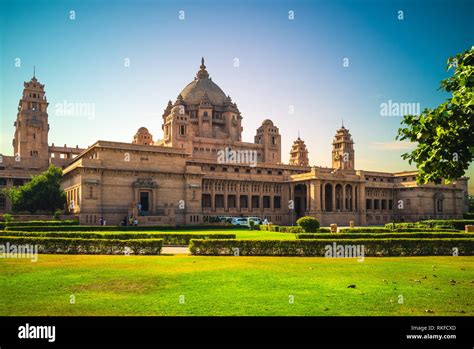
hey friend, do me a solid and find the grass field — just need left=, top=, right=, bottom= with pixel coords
left=0, top=254, right=472, bottom=316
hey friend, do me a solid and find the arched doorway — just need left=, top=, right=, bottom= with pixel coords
left=345, top=184, right=353, bottom=211
left=324, top=184, right=333, bottom=212
left=294, top=184, right=307, bottom=218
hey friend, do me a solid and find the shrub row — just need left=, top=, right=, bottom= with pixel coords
left=420, top=220, right=474, bottom=230
left=258, top=225, right=330, bottom=234
left=340, top=227, right=458, bottom=233
left=0, top=236, right=163, bottom=255
left=0, top=231, right=235, bottom=245
left=385, top=220, right=474, bottom=230
left=4, top=225, right=241, bottom=232
left=4, top=220, right=79, bottom=227
left=297, top=232, right=474, bottom=240
left=189, top=238, right=474, bottom=256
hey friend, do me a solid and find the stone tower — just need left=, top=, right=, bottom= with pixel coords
left=331, top=123, right=354, bottom=170
left=12, top=73, right=49, bottom=160
left=254, top=119, right=281, bottom=164
left=289, top=137, right=309, bottom=166
left=162, top=94, right=193, bottom=151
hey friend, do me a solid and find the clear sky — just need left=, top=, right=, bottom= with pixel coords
left=0, top=0, right=473, bottom=191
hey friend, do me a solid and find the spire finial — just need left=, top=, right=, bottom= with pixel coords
left=341, top=117, right=344, bottom=128
left=298, top=130, right=300, bottom=139
left=33, top=65, right=35, bottom=78
left=197, top=57, right=209, bottom=79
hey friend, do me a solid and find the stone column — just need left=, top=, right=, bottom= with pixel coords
left=342, top=184, right=346, bottom=211
left=351, top=185, right=355, bottom=212
left=321, top=182, right=325, bottom=211
left=359, top=182, right=367, bottom=225
left=332, top=183, right=336, bottom=212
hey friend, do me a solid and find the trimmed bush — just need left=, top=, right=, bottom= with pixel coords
left=420, top=220, right=474, bottom=230
left=296, top=216, right=320, bottom=233
left=386, top=220, right=474, bottom=230
left=189, top=238, right=474, bottom=256
left=0, top=231, right=235, bottom=245
left=0, top=222, right=4, bottom=231
left=463, top=213, right=474, bottom=219
left=6, top=220, right=79, bottom=227
left=0, top=236, right=163, bottom=255
left=340, top=227, right=458, bottom=234
left=3, top=214, right=13, bottom=223
left=5, top=225, right=241, bottom=232
left=297, top=232, right=474, bottom=239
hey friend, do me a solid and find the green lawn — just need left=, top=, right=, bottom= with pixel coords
left=0, top=254, right=472, bottom=316
left=53, top=229, right=297, bottom=240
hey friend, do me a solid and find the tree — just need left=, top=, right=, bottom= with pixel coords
left=3, top=165, right=66, bottom=214
left=296, top=216, right=320, bottom=233
left=397, top=47, right=474, bottom=184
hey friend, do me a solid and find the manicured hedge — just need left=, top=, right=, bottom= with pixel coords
left=0, top=222, right=4, bottom=231
left=340, top=227, right=458, bottom=233
left=259, top=225, right=330, bottom=234
left=297, top=232, right=474, bottom=239
left=189, top=238, right=474, bottom=256
left=5, top=225, right=241, bottom=232
left=0, top=231, right=235, bottom=245
left=5, top=220, right=79, bottom=227
left=0, top=236, right=163, bottom=255
left=385, top=220, right=474, bottom=230
left=420, top=220, right=474, bottom=230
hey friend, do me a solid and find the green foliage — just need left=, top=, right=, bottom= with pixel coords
left=249, top=220, right=255, bottom=231
left=5, top=225, right=241, bottom=232
left=189, top=238, right=474, bottom=256
left=0, top=231, right=235, bottom=245
left=0, top=236, right=163, bottom=255
left=341, top=227, right=458, bottom=233
left=468, top=195, right=474, bottom=213
left=3, top=166, right=66, bottom=214
left=420, top=219, right=474, bottom=230
left=5, top=220, right=79, bottom=227
left=297, top=232, right=473, bottom=239
left=296, top=216, right=320, bottom=233
left=53, top=210, right=62, bottom=220
left=396, top=47, right=474, bottom=184
left=3, top=214, right=13, bottom=223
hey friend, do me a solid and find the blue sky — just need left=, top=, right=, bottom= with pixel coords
left=0, top=0, right=473, bottom=190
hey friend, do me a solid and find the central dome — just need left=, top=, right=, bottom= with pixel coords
left=180, top=58, right=227, bottom=106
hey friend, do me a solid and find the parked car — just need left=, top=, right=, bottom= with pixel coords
left=231, top=218, right=249, bottom=226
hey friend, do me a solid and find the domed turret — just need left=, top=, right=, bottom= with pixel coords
left=132, top=127, right=153, bottom=145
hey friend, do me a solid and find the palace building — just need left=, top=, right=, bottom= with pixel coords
left=1, top=59, right=469, bottom=226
